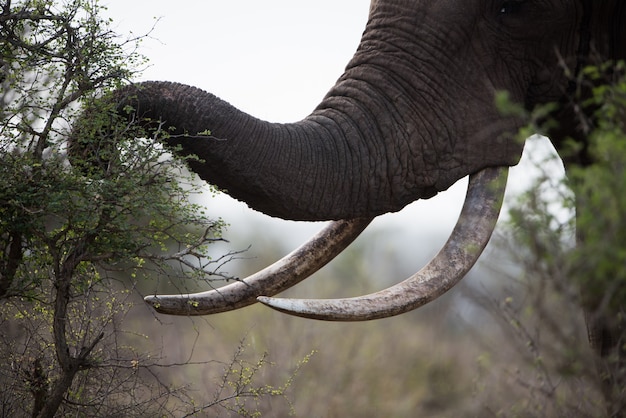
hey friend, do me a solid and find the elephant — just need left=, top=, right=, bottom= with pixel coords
left=76, top=0, right=624, bottom=402
left=96, top=0, right=624, bottom=318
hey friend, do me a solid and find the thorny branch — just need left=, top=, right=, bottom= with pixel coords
left=152, top=225, right=249, bottom=283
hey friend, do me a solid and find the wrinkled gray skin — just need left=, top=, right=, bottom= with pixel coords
left=93, top=0, right=625, bottom=410
left=116, top=1, right=624, bottom=222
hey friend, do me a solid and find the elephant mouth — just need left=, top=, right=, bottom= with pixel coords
left=144, top=166, right=507, bottom=321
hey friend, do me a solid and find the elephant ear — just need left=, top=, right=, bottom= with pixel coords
left=257, top=167, right=508, bottom=321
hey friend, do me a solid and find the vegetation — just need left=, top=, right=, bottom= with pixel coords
left=0, top=1, right=304, bottom=416
left=482, top=61, right=626, bottom=416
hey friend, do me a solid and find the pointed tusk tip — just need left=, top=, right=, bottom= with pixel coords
left=257, top=296, right=298, bottom=313
left=257, top=296, right=333, bottom=320
left=143, top=294, right=193, bottom=315
left=256, top=296, right=275, bottom=307
left=144, top=294, right=167, bottom=312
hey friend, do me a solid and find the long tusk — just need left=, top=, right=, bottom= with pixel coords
left=144, top=217, right=372, bottom=315
left=257, top=166, right=508, bottom=321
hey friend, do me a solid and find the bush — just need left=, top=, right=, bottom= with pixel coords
left=0, top=1, right=303, bottom=416
left=480, top=61, right=626, bottom=416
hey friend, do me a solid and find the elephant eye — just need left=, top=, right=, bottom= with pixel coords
left=499, top=0, right=524, bottom=15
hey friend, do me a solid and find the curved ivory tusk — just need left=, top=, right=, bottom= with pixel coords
left=257, top=166, right=508, bottom=321
left=144, top=217, right=372, bottom=315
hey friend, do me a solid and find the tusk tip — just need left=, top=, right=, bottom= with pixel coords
left=257, top=296, right=303, bottom=315
left=256, top=295, right=279, bottom=308
left=257, top=296, right=341, bottom=321
left=143, top=294, right=200, bottom=315
left=144, top=294, right=159, bottom=306
left=144, top=294, right=169, bottom=312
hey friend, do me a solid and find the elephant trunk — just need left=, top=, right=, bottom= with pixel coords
left=111, top=14, right=522, bottom=221
left=115, top=80, right=425, bottom=221
left=102, top=0, right=526, bottom=221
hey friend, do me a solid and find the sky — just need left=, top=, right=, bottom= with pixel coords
left=100, top=1, right=566, bottom=259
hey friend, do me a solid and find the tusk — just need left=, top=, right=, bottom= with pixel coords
left=144, top=217, right=372, bottom=315
left=257, top=166, right=508, bottom=321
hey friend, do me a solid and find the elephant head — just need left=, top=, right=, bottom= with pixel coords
left=93, top=0, right=625, bottom=320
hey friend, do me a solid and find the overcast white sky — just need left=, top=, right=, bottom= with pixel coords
left=104, top=0, right=369, bottom=121
left=100, top=1, right=565, bottom=256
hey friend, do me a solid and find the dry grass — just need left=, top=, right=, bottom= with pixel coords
left=120, top=229, right=609, bottom=417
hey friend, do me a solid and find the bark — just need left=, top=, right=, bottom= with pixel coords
left=34, top=237, right=103, bottom=418
left=0, top=229, right=23, bottom=298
